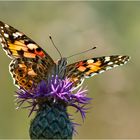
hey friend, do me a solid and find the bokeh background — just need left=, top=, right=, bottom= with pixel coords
left=0, top=1, right=138, bottom=139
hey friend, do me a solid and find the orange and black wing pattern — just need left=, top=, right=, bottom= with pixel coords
left=0, top=21, right=54, bottom=61
left=66, top=55, right=130, bottom=89
left=0, top=21, right=54, bottom=90
left=9, top=56, right=53, bottom=90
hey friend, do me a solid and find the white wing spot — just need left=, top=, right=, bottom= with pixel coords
left=99, top=70, right=105, bottom=74
left=108, top=62, right=113, bottom=65
left=118, top=56, right=122, bottom=58
left=0, top=26, right=3, bottom=29
left=4, top=33, right=9, bottom=38
left=87, top=59, right=94, bottom=64
left=85, top=73, right=97, bottom=78
left=13, top=33, right=19, bottom=38
left=5, top=24, right=9, bottom=28
left=105, top=66, right=112, bottom=70
left=113, top=64, right=118, bottom=67
left=27, top=43, right=38, bottom=49
left=119, top=58, right=123, bottom=61
left=15, top=32, right=23, bottom=36
left=124, top=61, right=128, bottom=64
left=90, top=73, right=97, bottom=77
left=105, top=56, right=110, bottom=62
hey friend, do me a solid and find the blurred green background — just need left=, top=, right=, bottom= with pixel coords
left=0, top=1, right=137, bottom=139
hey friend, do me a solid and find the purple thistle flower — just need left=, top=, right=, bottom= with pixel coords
left=16, top=75, right=92, bottom=120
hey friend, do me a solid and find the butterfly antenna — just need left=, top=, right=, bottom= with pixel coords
left=49, top=35, right=62, bottom=58
left=67, top=46, right=96, bottom=59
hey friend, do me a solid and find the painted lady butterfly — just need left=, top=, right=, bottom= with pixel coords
left=0, top=21, right=130, bottom=90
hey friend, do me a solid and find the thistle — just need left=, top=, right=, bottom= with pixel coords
left=0, top=20, right=130, bottom=139
left=16, top=75, right=91, bottom=139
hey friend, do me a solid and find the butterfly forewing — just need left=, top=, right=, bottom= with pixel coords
left=66, top=55, right=130, bottom=89
left=0, top=21, right=54, bottom=61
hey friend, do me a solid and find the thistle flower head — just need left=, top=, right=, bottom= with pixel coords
left=16, top=75, right=92, bottom=120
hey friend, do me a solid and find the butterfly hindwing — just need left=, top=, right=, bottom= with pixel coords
left=66, top=55, right=130, bottom=88
left=9, top=56, right=53, bottom=90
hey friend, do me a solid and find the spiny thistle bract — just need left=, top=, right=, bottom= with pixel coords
left=16, top=75, right=92, bottom=139
left=29, top=103, right=73, bottom=139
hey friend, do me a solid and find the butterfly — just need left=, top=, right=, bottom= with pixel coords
left=0, top=21, right=130, bottom=91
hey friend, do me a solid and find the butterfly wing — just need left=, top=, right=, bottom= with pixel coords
left=66, top=55, right=130, bottom=89
left=0, top=21, right=54, bottom=90
left=10, top=56, right=53, bottom=90
left=0, top=21, right=54, bottom=60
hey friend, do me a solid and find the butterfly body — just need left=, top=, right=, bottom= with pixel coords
left=0, top=21, right=130, bottom=90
